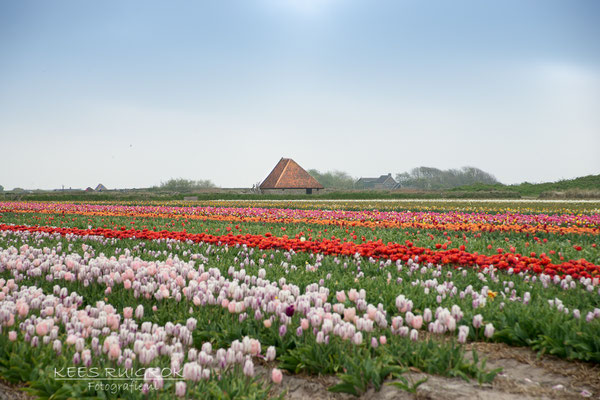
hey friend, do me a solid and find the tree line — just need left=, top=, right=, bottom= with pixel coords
left=153, top=178, right=216, bottom=192
left=308, top=166, right=499, bottom=190
left=396, top=166, right=498, bottom=190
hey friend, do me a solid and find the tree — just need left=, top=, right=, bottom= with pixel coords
left=308, top=169, right=356, bottom=190
left=0, top=185, right=3, bottom=192
left=460, top=166, right=497, bottom=185
left=251, top=181, right=262, bottom=194
left=156, top=178, right=216, bottom=192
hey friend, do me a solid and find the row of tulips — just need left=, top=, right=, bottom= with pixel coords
left=1, top=223, right=598, bottom=280
left=124, top=199, right=600, bottom=215
left=1, top=202, right=598, bottom=235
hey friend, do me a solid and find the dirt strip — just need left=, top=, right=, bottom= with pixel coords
left=0, top=379, right=32, bottom=400
left=269, top=343, right=598, bottom=399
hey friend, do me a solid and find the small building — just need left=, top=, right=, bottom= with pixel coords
left=85, top=187, right=94, bottom=192
left=355, top=173, right=398, bottom=190
left=259, top=158, right=324, bottom=195
left=95, top=184, right=107, bottom=192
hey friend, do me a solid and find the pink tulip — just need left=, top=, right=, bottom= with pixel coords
left=228, top=301, right=237, bottom=314
left=411, top=316, right=423, bottom=330
left=8, top=331, right=17, bottom=341
left=66, top=334, right=77, bottom=345
left=36, top=321, right=49, bottom=336
left=367, top=307, right=377, bottom=321
left=16, top=302, right=29, bottom=318
left=336, top=291, right=346, bottom=303
left=175, top=381, right=186, bottom=397
left=333, top=304, right=345, bottom=314
left=348, top=289, right=358, bottom=302
left=250, top=339, right=261, bottom=356
left=109, top=344, right=121, bottom=360
left=271, top=368, right=283, bottom=384
left=123, top=307, right=133, bottom=319
left=344, top=307, right=356, bottom=322
left=301, top=318, right=309, bottom=331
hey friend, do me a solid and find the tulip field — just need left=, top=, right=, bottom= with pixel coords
left=0, top=200, right=599, bottom=399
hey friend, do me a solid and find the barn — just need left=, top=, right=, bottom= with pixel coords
left=259, top=158, right=323, bottom=195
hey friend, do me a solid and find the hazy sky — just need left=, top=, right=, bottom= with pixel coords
left=1, top=0, right=599, bottom=190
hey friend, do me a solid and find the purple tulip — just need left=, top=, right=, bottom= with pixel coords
left=285, top=305, right=295, bottom=317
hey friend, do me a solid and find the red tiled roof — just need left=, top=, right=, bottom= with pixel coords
left=260, top=158, right=324, bottom=189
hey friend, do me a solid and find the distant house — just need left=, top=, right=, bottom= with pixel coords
left=260, top=158, right=324, bottom=195
left=355, top=173, right=398, bottom=190
left=85, top=187, right=94, bottom=192
left=95, top=184, right=107, bottom=192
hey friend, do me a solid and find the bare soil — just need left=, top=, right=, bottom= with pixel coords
left=269, top=343, right=599, bottom=400
left=0, top=379, right=31, bottom=400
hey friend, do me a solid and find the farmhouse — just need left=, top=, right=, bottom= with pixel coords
left=355, top=173, right=398, bottom=190
left=95, top=184, right=107, bottom=192
left=260, top=158, right=323, bottom=195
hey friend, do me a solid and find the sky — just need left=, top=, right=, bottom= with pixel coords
left=1, top=0, right=599, bottom=190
